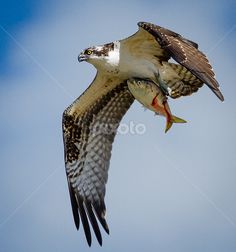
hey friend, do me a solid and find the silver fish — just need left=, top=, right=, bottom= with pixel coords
left=127, top=78, right=186, bottom=132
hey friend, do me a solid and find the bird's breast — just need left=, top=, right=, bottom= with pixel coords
left=118, top=53, right=158, bottom=80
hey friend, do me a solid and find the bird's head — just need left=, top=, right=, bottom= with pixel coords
left=78, top=41, right=120, bottom=70
left=78, top=47, right=97, bottom=62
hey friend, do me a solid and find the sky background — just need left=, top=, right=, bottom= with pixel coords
left=0, top=0, right=236, bottom=251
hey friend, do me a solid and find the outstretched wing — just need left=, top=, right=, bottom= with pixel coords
left=138, top=22, right=224, bottom=101
left=62, top=73, right=134, bottom=246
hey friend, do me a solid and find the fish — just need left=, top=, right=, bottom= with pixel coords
left=127, top=78, right=186, bottom=132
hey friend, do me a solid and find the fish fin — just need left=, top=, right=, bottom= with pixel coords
left=165, top=120, right=173, bottom=133
left=171, top=115, right=187, bottom=124
left=165, top=115, right=187, bottom=133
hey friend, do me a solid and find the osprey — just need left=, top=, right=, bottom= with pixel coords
left=62, top=22, right=224, bottom=246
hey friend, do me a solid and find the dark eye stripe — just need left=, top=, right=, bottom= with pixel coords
left=84, top=42, right=115, bottom=57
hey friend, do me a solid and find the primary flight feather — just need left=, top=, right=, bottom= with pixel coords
left=62, top=21, right=224, bottom=246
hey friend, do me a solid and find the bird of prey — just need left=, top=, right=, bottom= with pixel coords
left=62, top=21, right=224, bottom=246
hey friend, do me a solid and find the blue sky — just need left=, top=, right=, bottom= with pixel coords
left=1, top=0, right=236, bottom=251
left=0, top=0, right=34, bottom=73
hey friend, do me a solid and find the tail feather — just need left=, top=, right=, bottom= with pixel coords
left=165, top=115, right=187, bottom=133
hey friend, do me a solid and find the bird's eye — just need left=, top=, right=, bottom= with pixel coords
left=86, top=50, right=92, bottom=55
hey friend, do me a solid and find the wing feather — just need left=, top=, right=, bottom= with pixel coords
left=162, top=62, right=204, bottom=98
left=138, top=22, right=224, bottom=101
left=63, top=74, right=134, bottom=246
left=84, top=200, right=102, bottom=246
left=77, top=195, right=92, bottom=246
left=67, top=181, right=80, bottom=229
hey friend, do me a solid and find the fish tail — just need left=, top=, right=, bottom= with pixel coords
left=165, top=115, right=187, bottom=133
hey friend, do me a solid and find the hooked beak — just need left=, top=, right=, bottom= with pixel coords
left=78, top=52, right=88, bottom=62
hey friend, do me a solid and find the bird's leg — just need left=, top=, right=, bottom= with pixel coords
left=154, top=71, right=172, bottom=96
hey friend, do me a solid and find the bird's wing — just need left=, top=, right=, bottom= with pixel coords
left=120, top=25, right=170, bottom=61
left=62, top=73, right=134, bottom=246
left=137, top=22, right=224, bottom=101
left=159, top=62, right=204, bottom=99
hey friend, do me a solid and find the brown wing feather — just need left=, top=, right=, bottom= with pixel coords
left=166, top=63, right=204, bottom=98
left=138, top=22, right=224, bottom=101
left=62, top=75, right=134, bottom=246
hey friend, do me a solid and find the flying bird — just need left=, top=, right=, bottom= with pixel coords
left=62, top=21, right=224, bottom=246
